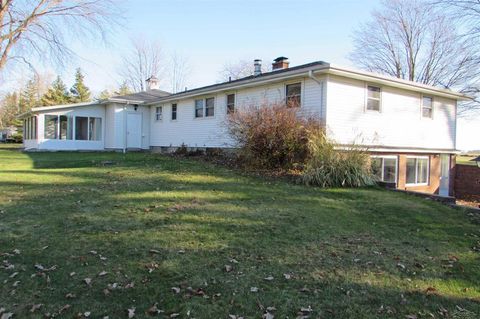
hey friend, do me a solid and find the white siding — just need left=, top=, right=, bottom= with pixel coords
left=32, top=105, right=106, bottom=151
left=149, top=76, right=326, bottom=148
left=105, top=104, right=150, bottom=150
left=325, top=75, right=456, bottom=150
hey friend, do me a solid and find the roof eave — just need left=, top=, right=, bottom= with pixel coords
left=327, top=66, right=470, bottom=101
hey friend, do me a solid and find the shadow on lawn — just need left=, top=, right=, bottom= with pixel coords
left=0, top=148, right=479, bottom=317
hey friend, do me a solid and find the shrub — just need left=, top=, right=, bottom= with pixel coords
left=226, top=103, right=322, bottom=170
left=300, top=131, right=375, bottom=187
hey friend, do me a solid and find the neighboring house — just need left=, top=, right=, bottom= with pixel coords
left=0, top=126, right=18, bottom=142
left=19, top=57, right=468, bottom=197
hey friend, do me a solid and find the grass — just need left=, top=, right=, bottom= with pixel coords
left=0, top=144, right=479, bottom=318
left=457, top=155, right=479, bottom=166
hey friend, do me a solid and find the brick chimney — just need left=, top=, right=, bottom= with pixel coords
left=272, top=56, right=289, bottom=71
left=145, top=75, right=160, bottom=91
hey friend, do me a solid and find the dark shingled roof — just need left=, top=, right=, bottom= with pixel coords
left=152, top=61, right=329, bottom=102
left=110, top=89, right=171, bottom=103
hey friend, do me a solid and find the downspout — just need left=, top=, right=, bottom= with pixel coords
left=308, top=70, right=322, bottom=85
left=123, top=102, right=130, bottom=154
left=308, top=70, right=326, bottom=124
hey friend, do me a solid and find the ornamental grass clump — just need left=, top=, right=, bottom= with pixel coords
left=300, top=131, right=375, bottom=187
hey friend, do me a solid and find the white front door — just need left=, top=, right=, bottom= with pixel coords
left=126, top=113, right=142, bottom=149
left=439, top=154, right=450, bottom=196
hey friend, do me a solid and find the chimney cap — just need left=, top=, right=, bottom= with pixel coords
left=146, top=75, right=158, bottom=82
left=274, top=56, right=288, bottom=62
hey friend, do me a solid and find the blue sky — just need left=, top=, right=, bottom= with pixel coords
left=5, top=0, right=480, bottom=150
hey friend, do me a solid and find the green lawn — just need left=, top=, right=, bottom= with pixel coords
left=457, top=155, right=479, bottom=166
left=0, top=145, right=479, bottom=318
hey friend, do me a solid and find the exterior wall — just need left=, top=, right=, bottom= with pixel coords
left=455, top=164, right=480, bottom=199
left=326, top=75, right=456, bottom=150
left=29, top=105, right=106, bottom=151
left=371, top=152, right=455, bottom=195
left=149, top=76, right=325, bottom=148
left=104, top=103, right=150, bottom=150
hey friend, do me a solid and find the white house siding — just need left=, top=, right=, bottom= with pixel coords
left=33, top=105, right=106, bottom=151
left=325, top=75, right=456, bottom=150
left=149, top=76, right=325, bottom=148
left=103, top=104, right=151, bottom=150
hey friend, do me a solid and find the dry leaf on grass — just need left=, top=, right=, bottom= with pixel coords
left=171, top=287, right=180, bottom=294
left=146, top=303, right=163, bottom=315
left=127, top=308, right=135, bottom=318
left=98, top=271, right=108, bottom=277
left=1, top=313, right=13, bottom=319
left=30, top=304, right=42, bottom=312
left=250, top=287, right=259, bottom=293
left=264, top=276, right=274, bottom=281
left=83, top=278, right=92, bottom=285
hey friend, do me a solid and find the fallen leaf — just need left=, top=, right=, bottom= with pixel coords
left=171, top=287, right=181, bottom=294
left=84, top=311, right=91, bottom=317
left=229, top=258, right=239, bottom=264
left=397, top=263, right=406, bottom=270
left=58, top=304, right=71, bottom=314
left=34, top=264, right=44, bottom=271
left=170, top=313, right=179, bottom=318
left=98, top=271, right=108, bottom=277
left=146, top=303, right=163, bottom=315
left=9, top=272, right=18, bottom=278
left=224, top=265, right=233, bottom=272
left=263, top=312, right=274, bottom=319
left=70, top=272, right=76, bottom=277
left=266, top=307, right=276, bottom=312
left=30, top=304, right=42, bottom=313
left=66, top=293, right=76, bottom=299
left=405, top=315, right=417, bottom=319
left=1, top=313, right=13, bottom=319
left=12, top=249, right=20, bottom=255
left=124, top=282, right=134, bottom=289
left=127, top=308, right=135, bottom=318
left=12, top=281, right=20, bottom=287
left=283, top=273, right=291, bottom=280
left=83, top=278, right=92, bottom=285
left=149, top=249, right=161, bottom=254
left=264, top=276, right=274, bottom=281
left=250, top=287, right=259, bottom=293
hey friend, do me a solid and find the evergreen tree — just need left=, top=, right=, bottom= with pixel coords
left=41, top=76, right=72, bottom=106
left=97, top=89, right=112, bottom=100
left=19, top=76, right=40, bottom=112
left=115, top=81, right=132, bottom=96
left=0, top=92, right=19, bottom=129
left=70, top=68, right=91, bottom=103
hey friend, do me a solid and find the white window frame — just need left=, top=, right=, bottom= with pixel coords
left=194, top=97, right=215, bottom=119
left=405, top=156, right=430, bottom=186
left=365, top=84, right=382, bottom=112
left=421, top=95, right=433, bottom=119
left=371, top=155, right=398, bottom=184
left=155, top=106, right=163, bottom=121
left=285, top=81, right=303, bottom=108
left=226, top=93, right=236, bottom=114
left=74, top=116, right=102, bottom=142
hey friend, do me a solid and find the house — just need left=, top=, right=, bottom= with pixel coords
left=0, top=126, right=18, bottom=142
left=19, top=57, right=469, bottom=197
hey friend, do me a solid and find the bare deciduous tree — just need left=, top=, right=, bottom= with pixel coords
left=169, top=52, right=190, bottom=93
left=349, top=0, right=479, bottom=113
left=219, top=59, right=271, bottom=82
left=0, top=0, right=119, bottom=73
left=118, top=37, right=164, bottom=92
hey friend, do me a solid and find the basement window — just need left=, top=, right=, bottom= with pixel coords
left=406, top=156, right=429, bottom=185
left=371, top=156, right=397, bottom=183
left=367, top=85, right=381, bottom=111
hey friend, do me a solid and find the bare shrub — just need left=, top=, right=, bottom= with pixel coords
left=226, top=103, right=323, bottom=170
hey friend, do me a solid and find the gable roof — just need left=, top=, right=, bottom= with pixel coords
left=108, top=89, right=171, bottom=103
left=144, top=60, right=469, bottom=104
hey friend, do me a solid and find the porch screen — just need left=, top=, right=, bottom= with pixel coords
left=75, top=117, right=88, bottom=140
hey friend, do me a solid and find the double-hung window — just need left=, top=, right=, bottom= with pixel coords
left=286, top=83, right=301, bottom=107
left=367, top=85, right=381, bottom=111
left=406, top=156, right=429, bottom=185
left=171, top=104, right=177, bottom=120
left=422, top=96, right=433, bottom=118
left=195, top=98, right=215, bottom=118
left=155, top=106, right=163, bottom=121
left=371, top=156, right=398, bottom=183
left=195, top=99, right=204, bottom=118
left=205, top=97, right=215, bottom=117
left=227, top=94, right=235, bottom=114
